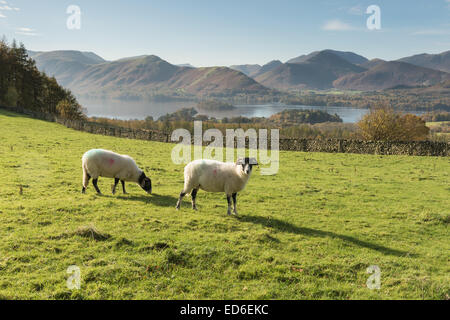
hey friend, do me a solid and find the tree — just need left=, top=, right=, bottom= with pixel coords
left=398, top=114, right=430, bottom=141
left=358, top=104, right=430, bottom=141
left=0, top=39, right=85, bottom=119
left=56, top=99, right=85, bottom=120
left=4, top=86, right=19, bottom=106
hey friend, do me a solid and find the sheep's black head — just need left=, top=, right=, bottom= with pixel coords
left=139, top=172, right=152, bottom=194
left=237, top=157, right=258, bottom=175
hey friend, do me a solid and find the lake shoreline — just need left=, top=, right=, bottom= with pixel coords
left=79, top=97, right=429, bottom=124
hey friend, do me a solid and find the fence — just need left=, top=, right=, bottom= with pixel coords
left=1, top=105, right=448, bottom=157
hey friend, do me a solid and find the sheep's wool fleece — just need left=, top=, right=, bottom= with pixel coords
left=184, top=159, right=249, bottom=194
left=82, top=149, right=141, bottom=182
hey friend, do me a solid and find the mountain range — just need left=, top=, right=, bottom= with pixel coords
left=334, top=61, right=449, bottom=91
left=29, top=52, right=271, bottom=99
left=253, top=51, right=367, bottom=90
left=29, top=49, right=450, bottom=99
left=233, top=49, right=450, bottom=91
left=286, top=49, right=369, bottom=65
left=398, top=51, right=450, bottom=73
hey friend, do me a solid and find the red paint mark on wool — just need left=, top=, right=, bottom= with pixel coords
left=109, top=159, right=115, bottom=166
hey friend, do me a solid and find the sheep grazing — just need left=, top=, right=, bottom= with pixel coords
left=82, top=149, right=152, bottom=195
left=176, top=158, right=258, bottom=215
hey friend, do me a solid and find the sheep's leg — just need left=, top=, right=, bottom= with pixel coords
left=92, top=179, right=102, bottom=195
left=121, top=180, right=127, bottom=194
left=227, top=195, right=232, bottom=216
left=232, top=193, right=238, bottom=215
left=176, top=192, right=186, bottom=210
left=191, top=188, right=199, bottom=211
left=112, top=178, right=119, bottom=195
left=82, top=173, right=91, bottom=194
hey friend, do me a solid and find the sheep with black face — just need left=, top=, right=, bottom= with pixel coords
left=176, top=158, right=258, bottom=215
left=82, top=149, right=152, bottom=195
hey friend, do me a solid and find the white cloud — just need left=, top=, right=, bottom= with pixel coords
left=0, top=5, right=18, bottom=11
left=0, top=12, right=5, bottom=18
left=0, top=1, right=19, bottom=11
left=15, top=27, right=39, bottom=36
left=17, top=27, right=33, bottom=32
left=322, top=19, right=354, bottom=31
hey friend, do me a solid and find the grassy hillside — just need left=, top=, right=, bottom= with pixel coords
left=31, top=50, right=106, bottom=87
left=229, top=64, right=262, bottom=77
left=255, top=52, right=366, bottom=90
left=33, top=53, right=272, bottom=99
left=0, top=109, right=448, bottom=300
left=287, top=50, right=369, bottom=65
left=398, top=51, right=450, bottom=73
left=334, top=61, right=450, bottom=91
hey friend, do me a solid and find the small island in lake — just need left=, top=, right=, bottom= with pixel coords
left=196, top=100, right=236, bottom=111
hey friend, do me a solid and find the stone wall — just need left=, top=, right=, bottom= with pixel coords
left=1, top=106, right=448, bottom=157
left=277, top=138, right=449, bottom=156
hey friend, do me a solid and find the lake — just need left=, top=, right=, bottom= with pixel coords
left=78, top=98, right=423, bottom=124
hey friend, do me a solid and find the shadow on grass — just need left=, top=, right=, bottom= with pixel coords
left=117, top=193, right=178, bottom=207
left=238, top=215, right=413, bottom=257
left=0, top=109, right=22, bottom=117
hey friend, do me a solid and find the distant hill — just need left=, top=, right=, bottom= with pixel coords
left=31, top=50, right=106, bottom=86
left=229, top=64, right=261, bottom=77
left=255, top=51, right=366, bottom=90
left=397, top=51, right=450, bottom=73
left=29, top=49, right=450, bottom=97
left=386, top=79, right=450, bottom=95
left=230, top=60, right=284, bottom=78
left=253, top=60, right=283, bottom=77
left=287, top=49, right=368, bottom=65
left=360, top=58, right=386, bottom=69
left=29, top=51, right=271, bottom=99
left=27, top=50, right=42, bottom=57
left=334, top=61, right=450, bottom=91
left=59, top=55, right=271, bottom=98
left=177, top=63, right=196, bottom=68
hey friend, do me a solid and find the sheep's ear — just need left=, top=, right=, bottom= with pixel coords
left=236, top=158, right=245, bottom=165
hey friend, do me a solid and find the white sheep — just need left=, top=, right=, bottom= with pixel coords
left=176, top=158, right=258, bottom=215
left=82, top=149, right=152, bottom=195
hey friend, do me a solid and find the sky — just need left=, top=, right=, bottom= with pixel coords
left=0, top=0, right=449, bottom=67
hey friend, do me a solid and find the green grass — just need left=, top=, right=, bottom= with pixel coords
left=0, top=109, right=449, bottom=300
left=426, top=121, right=450, bottom=126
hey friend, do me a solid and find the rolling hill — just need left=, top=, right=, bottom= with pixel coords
left=30, top=50, right=106, bottom=87
left=229, top=64, right=262, bottom=77
left=32, top=52, right=272, bottom=99
left=30, top=49, right=450, bottom=96
left=360, top=58, right=386, bottom=70
left=287, top=49, right=369, bottom=65
left=397, top=51, right=450, bottom=73
left=334, top=61, right=450, bottom=91
left=252, top=60, right=283, bottom=77
left=254, top=51, right=366, bottom=90
left=230, top=60, right=283, bottom=78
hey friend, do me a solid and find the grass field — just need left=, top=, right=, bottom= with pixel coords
left=0, top=109, right=449, bottom=300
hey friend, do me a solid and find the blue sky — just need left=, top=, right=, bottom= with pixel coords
left=1, top=0, right=449, bottom=66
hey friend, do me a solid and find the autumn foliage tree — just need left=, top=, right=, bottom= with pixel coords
left=56, top=99, right=85, bottom=120
left=0, top=38, right=85, bottom=120
left=358, top=104, right=430, bottom=141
